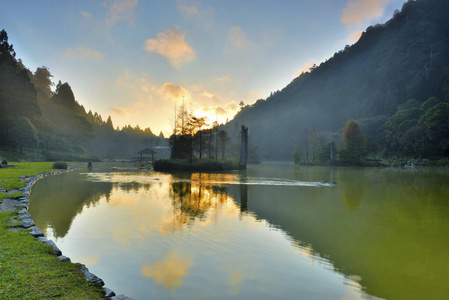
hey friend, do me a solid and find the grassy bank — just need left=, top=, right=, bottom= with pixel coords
left=154, top=158, right=239, bottom=171
left=0, top=149, right=99, bottom=163
left=0, top=162, right=105, bottom=299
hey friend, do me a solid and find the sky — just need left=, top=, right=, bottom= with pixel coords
left=1, top=0, right=405, bottom=136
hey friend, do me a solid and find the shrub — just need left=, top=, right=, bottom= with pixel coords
left=52, top=162, right=68, bottom=169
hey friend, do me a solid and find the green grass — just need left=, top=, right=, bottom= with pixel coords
left=0, top=212, right=105, bottom=299
left=0, top=163, right=105, bottom=299
left=0, top=162, right=56, bottom=192
left=1, top=162, right=58, bottom=203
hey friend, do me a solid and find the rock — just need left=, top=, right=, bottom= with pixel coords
left=39, top=239, right=62, bottom=256
left=111, top=295, right=135, bottom=300
left=19, top=216, right=35, bottom=228
left=46, top=239, right=62, bottom=256
left=29, top=226, right=44, bottom=237
left=58, top=255, right=71, bottom=263
left=15, top=204, right=27, bottom=210
left=76, top=263, right=105, bottom=286
left=103, top=287, right=116, bottom=298
left=17, top=199, right=29, bottom=206
left=17, top=209, right=30, bottom=216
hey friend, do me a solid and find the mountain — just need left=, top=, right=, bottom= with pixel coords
left=225, top=0, right=449, bottom=160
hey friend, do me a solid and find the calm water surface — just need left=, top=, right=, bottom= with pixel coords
left=28, top=163, right=449, bottom=300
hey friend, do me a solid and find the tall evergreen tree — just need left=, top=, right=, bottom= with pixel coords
left=340, top=120, right=369, bottom=161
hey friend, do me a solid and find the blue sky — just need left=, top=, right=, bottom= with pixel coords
left=1, top=0, right=405, bottom=135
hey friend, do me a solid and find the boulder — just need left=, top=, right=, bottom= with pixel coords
left=76, top=263, right=105, bottom=286
left=58, top=255, right=71, bottom=263
left=29, top=226, right=44, bottom=237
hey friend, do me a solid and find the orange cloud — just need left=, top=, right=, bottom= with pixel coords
left=349, top=31, right=363, bottom=43
left=64, top=47, right=103, bottom=59
left=158, top=82, right=190, bottom=101
left=110, top=105, right=127, bottom=116
left=295, top=59, right=318, bottom=77
left=144, top=27, right=196, bottom=68
left=197, top=101, right=240, bottom=124
left=142, top=250, right=193, bottom=292
left=341, top=0, right=390, bottom=28
left=215, top=76, right=231, bottom=82
left=104, top=0, right=138, bottom=26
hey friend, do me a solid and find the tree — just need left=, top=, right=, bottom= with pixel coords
left=419, top=102, right=449, bottom=156
left=189, top=116, right=208, bottom=158
left=218, top=130, right=230, bottom=160
left=106, top=116, right=114, bottom=129
left=32, top=66, right=54, bottom=97
left=401, top=125, right=429, bottom=157
left=292, top=147, right=301, bottom=164
left=0, top=29, right=15, bottom=57
left=310, top=127, right=318, bottom=162
left=340, top=120, right=369, bottom=161
left=52, top=81, right=77, bottom=112
left=384, top=104, right=422, bottom=153
left=0, top=30, right=40, bottom=147
left=10, top=116, right=38, bottom=152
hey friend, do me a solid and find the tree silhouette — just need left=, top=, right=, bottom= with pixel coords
left=340, top=120, right=369, bottom=161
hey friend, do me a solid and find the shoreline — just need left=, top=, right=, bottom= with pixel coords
left=1, top=167, right=133, bottom=300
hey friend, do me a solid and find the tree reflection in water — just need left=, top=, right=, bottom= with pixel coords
left=167, top=173, right=234, bottom=233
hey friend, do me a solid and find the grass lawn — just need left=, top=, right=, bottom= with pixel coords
left=0, top=163, right=105, bottom=299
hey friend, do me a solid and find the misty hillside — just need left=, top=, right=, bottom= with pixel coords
left=226, top=0, right=449, bottom=160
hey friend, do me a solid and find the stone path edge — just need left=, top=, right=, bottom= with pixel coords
left=2, top=168, right=134, bottom=300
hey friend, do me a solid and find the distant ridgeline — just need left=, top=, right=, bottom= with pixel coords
left=225, top=0, right=449, bottom=161
left=0, top=29, right=164, bottom=161
left=2, top=0, right=449, bottom=163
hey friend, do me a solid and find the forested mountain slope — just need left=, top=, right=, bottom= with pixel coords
left=227, top=0, right=449, bottom=160
left=0, top=30, right=161, bottom=161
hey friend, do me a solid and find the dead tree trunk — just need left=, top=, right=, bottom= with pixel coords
left=239, top=126, right=248, bottom=170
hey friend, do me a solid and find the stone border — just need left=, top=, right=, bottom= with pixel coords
left=3, top=168, right=134, bottom=300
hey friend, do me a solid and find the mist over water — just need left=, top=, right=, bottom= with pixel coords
left=28, top=163, right=449, bottom=300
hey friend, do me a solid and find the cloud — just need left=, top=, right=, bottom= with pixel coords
left=142, top=250, right=193, bottom=292
left=295, top=59, right=318, bottom=77
left=111, top=70, right=246, bottom=133
left=341, top=0, right=390, bottom=28
left=227, top=26, right=251, bottom=50
left=348, top=31, right=363, bottom=43
left=200, top=91, right=220, bottom=103
left=110, top=105, right=139, bottom=117
left=244, top=90, right=263, bottom=102
left=81, top=11, right=92, bottom=18
left=144, top=27, right=196, bottom=68
left=215, top=76, right=231, bottom=82
left=64, top=46, right=103, bottom=59
left=158, top=82, right=190, bottom=101
left=197, top=101, right=240, bottom=124
left=104, top=0, right=138, bottom=26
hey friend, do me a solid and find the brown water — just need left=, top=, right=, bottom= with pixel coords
left=28, top=162, right=449, bottom=300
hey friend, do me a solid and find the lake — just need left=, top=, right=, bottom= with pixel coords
left=28, top=162, right=449, bottom=300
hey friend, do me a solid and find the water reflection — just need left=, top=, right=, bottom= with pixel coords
left=339, top=170, right=368, bottom=211
left=28, top=164, right=449, bottom=300
left=28, top=172, right=113, bottom=238
left=142, top=250, right=193, bottom=293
